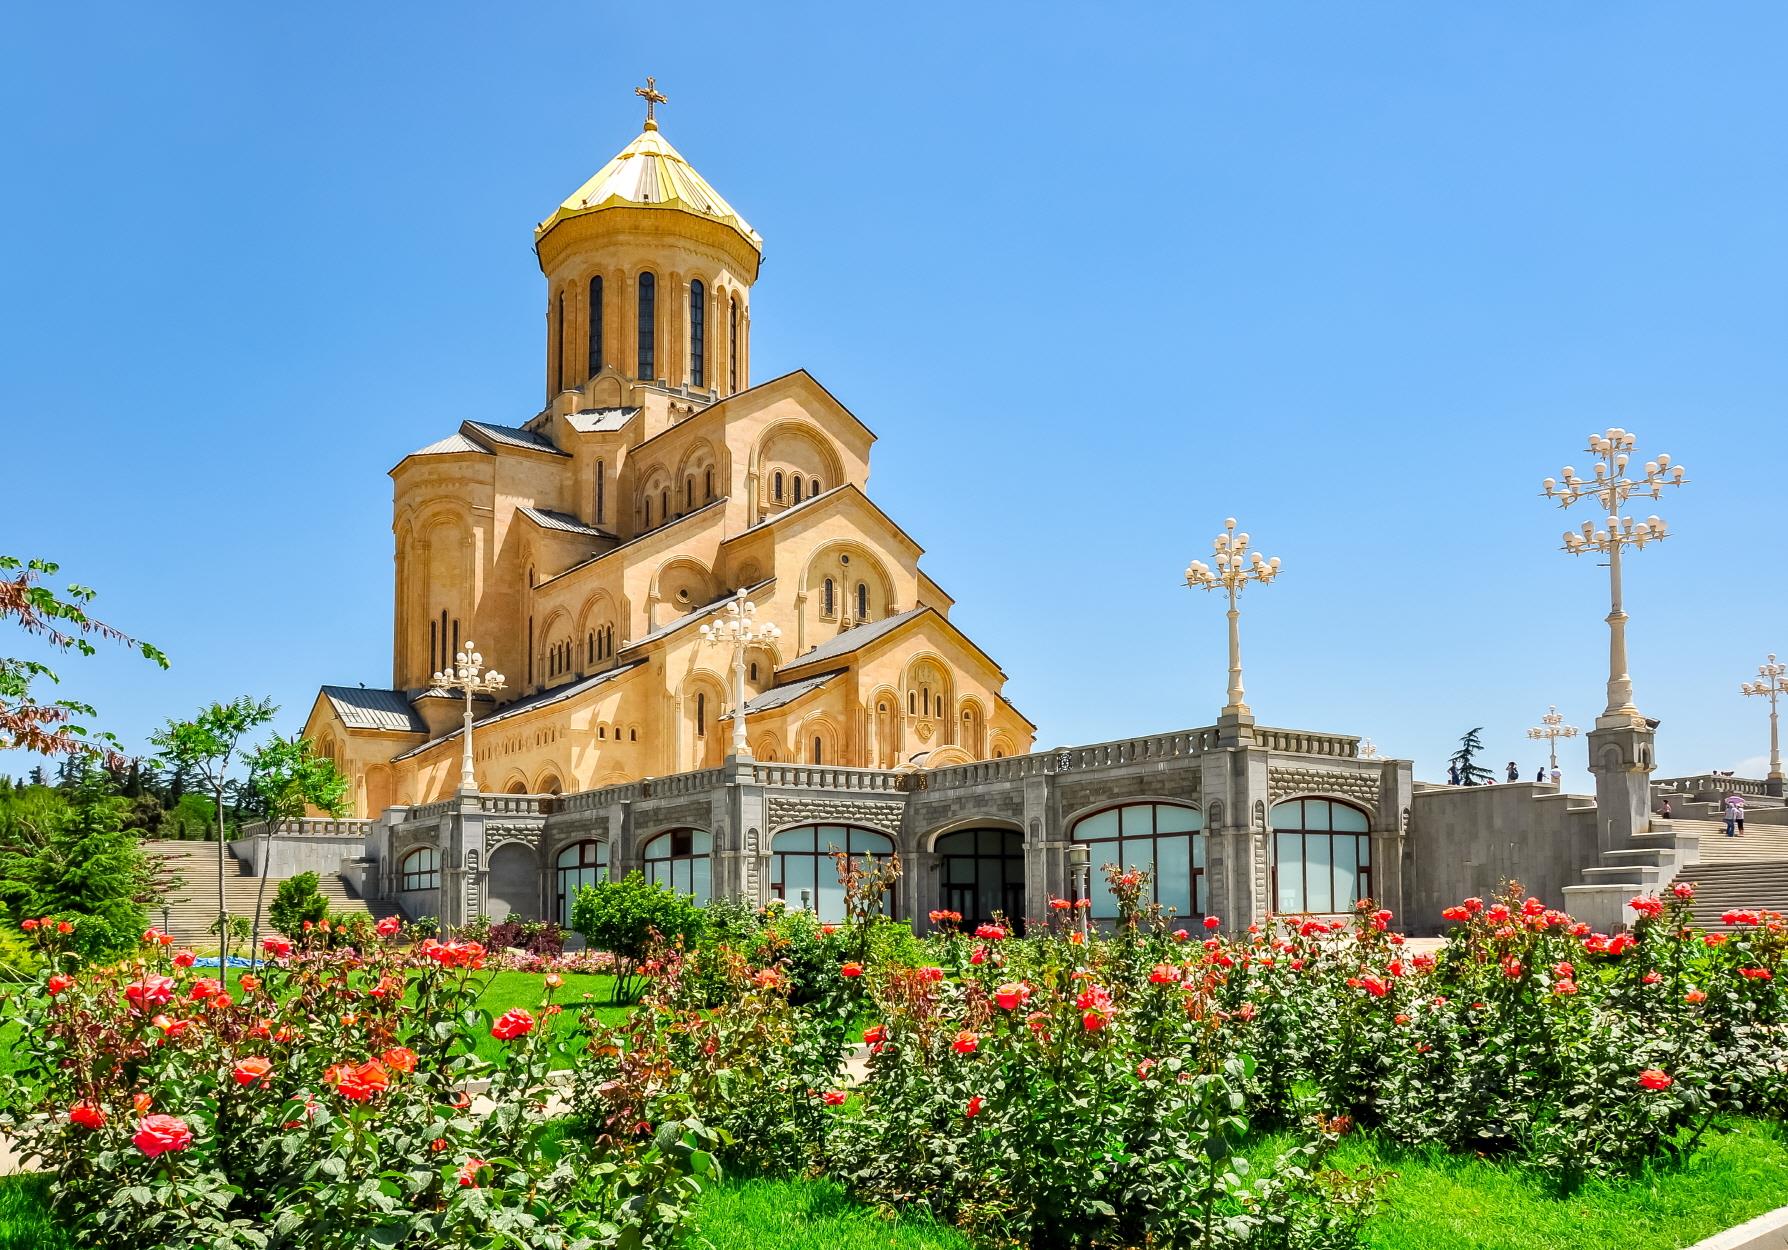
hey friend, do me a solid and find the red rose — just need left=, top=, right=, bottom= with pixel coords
left=491, top=1008, right=536, bottom=1041
left=965, top=1095, right=984, bottom=1118
left=68, top=1102, right=105, bottom=1130
left=20, top=919, right=37, bottom=932
left=124, top=975, right=176, bottom=1011
left=132, top=1093, right=152, bottom=1116
left=1203, top=915, right=1221, bottom=931
left=1082, top=1009, right=1108, bottom=1032
left=382, top=1046, right=418, bottom=1073
left=328, top=1060, right=391, bottom=1101
left=862, top=1024, right=887, bottom=1052
left=233, top=1056, right=273, bottom=1086
left=1642, top=971, right=1661, bottom=985
left=172, top=950, right=196, bottom=968
left=457, top=1157, right=485, bottom=1188
left=1684, top=988, right=1707, bottom=1004
left=1672, top=882, right=1695, bottom=899
left=239, top=975, right=261, bottom=993
left=952, top=1030, right=979, bottom=1055
left=840, top=962, right=864, bottom=979
left=1741, top=967, right=1773, bottom=981
left=1049, top=898, right=1071, bottom=911
left=994, top=982, right=1030, bottom=1010
left=822, top=1090, right=847, bottom=1106
left=189, top=978, right=223, bottom=1001
left=1172, top=928, right=1190, bottom=941
left=376, top=915, right=401, bottom=937
left=974, top=924, right=1007, bottom=941
left=1148, top=963, right=1180, bottom=985
left=1553, top=978, right=1578, bottom=996
left=140, top=927, right=161, bottom=944
left=46, top=974, right=73, bottom=995
left=1637, top=1068, right=1673, bottom=1091
left=969, top=946, right=986, bottom=965
left=133, top=1114, right=194, bottom=1157
left=263, top=937, right=294, bottom=959
left=821, top=924, right=838, bottom=936
left=918, top=966, right=945, bottom=983
left=57, top=921, right=72, bottom=934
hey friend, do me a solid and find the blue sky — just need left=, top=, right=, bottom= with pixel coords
left=4, top=4, right=1785, bottom=790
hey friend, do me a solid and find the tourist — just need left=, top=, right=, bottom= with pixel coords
left=1725, top=793, right=1746, bottom=837
left=1659, top=798, right=1672, bottom=819
left=1447, top=763, right=1460, bottom=786
left=1506, top=761, right=1520, bottom=783
left=1550, top=765, right=1562, bottom=785
left=1535, top=765, right=1545, bottom=783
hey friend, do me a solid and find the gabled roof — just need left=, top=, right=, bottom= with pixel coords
left=734, top=482, right=923, bottom=558
left=537, top=126, right=761, bottom=253
left=517, top=507, right=614, bottom=539
left=536, top=496, right=729, bottom=589
left=320, top=686, right=429, bottom=734
left=720, top=670, right=840, bottom=720
left=779, top=608, right=927, bottom=671
left=564, top=407, right=639, bottom=434
left=405, top=432, right=490, bottom=458
left=628, top=369, right=876, bottom=458
left=390, top=661, right=646, bottom=762
left=463, top=420, right=570, bottom=457
left=619, top=579, right=775, bottom=653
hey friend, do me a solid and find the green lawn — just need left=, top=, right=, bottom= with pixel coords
left=683, top=1177, right=971, bottom=1250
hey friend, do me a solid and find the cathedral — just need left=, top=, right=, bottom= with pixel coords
left=302, top=87, right=1036, bottom=817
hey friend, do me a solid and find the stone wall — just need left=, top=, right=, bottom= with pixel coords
left=1406, top=784, right=1598, bottom=934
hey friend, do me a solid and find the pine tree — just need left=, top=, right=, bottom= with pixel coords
left=1449, top=727, right=1495, bottom=786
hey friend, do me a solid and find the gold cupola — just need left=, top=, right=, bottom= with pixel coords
left=535, top=79, right=762, bottom=403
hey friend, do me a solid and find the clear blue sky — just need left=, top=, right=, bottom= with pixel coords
left=5, top=4, right=1785, bottom=790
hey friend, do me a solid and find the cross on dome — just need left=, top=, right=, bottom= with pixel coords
left=635, top=76, right=667, bottom=130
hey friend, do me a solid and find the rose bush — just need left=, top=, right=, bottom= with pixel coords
left=0, top=919, right=716, bottom=1250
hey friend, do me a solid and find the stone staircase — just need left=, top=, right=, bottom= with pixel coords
left=142, top=840, right=396, bottom=946
left=1669, top=820, right=1788, bottom=932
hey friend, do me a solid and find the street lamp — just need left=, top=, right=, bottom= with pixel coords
left=1185, top=518, right=1282, bottom=720
left=700, top=588, right=782, bottom=760
left=1067, top=844, right=1091, bottom=939
left=1526, top=705, right=1580, bottom=772
left=1741, top=654, right=1788, bottom=786
left=1358, top=738, right=1381, bottom=760
left=432, top=641, right=505, bottom=793
left=1543, top=428, right=1686, bottom=728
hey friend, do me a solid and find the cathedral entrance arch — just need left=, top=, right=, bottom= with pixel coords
left=485, top=842, right=538, bottom=921
left=935, top=827, right=1025, bottom=932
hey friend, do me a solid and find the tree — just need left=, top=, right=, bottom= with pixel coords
left=242, top=734, right=349, bottom=963
left=1450, top=727, right=1495, bottom=786
left=0, top=770, right=154, bottom=960
left=150, top=697, right=277, bottom=959
left=268, top=872, right=330, bottom=938
left=569, top=871, right=707, bottom=1002
left=0, top=556, right=168, bottom=767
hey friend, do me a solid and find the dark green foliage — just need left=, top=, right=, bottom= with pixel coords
left=570, top=871, right=707, bottom=1001
left=1449, top=726, right=1495, bottom=785
left=268, top=871, right=330, bottom=937
left=0, top=776, right=152, bottom=960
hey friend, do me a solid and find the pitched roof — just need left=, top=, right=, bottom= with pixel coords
left=778, top=608, right=927, bottom=672
left=619, top=580, right=775, bottom=653
left=390, top=661, right=646, bottom=762
left=320, top=686, right=429, bottom=734
left=564, top=407, right=639, bottom=433
left=720, top=670, right=839, bottom=720
left=536, top=496, right=730, bottom=589
left=517, top=507, right=614, bottom=539
left=462, top=420, right=569, bottom=457
left=537, top=126, right=761, bottom=252
left=406, top=432, right=490, bottom=458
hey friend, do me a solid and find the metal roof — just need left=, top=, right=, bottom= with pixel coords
left=779, top=608, right=927, bottom=671
left=390, top=661, right=646, bottom=762
left=320, top=686, right=429, bottom=734
left=463, top=420, right=569, bottom=457
left=406, top=432, right=490, bottom=458
left=537, top=126, right=761, bottom=251
left=517, top=507, right=614, bottom=538
left=564, top=407, right=639, bottom=433
left=620, top=580, right=774, bottom=652
left=719, top=670, right=839, bottom=720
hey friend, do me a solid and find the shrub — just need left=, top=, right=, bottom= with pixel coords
left=0, top=782, right=151, bottom=961
left=570, top=872, right=706, bottom=1002
left=268, top=871, right=329, bottom=938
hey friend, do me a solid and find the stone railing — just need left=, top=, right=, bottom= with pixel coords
left=640, top=768, right=727, bottom=799
left=921, top=728, right=1216, bottom=792
left=1656, top=774, right=1774, bottom=798
left=402, top=799, right=458, bottom=824
left=1255, top=727, right=1360, bottom=758
left=238, top=818, right=373, bottom=839
left=556, top=782, right=641, bottom=813
left=749, top=763, right=906, bottom=792
left=479, top=794, right=550, bottom=816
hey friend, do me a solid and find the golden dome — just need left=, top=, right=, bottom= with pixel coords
left=536, top=126, right=762, bottom=253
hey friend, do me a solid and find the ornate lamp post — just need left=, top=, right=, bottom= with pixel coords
left=1526, top=705, right=1580, bottom=772
left=1741, top=654, right=1788, bottom=792
left=700, top=588, right=782, bottom=759
left=433, top=641, right=506, bottom=794
left=1185, top=518, right=1282, bottom=723
left=1358, top=738, right=1381, bottom=760
left=1543, top=428, right=1686, bottom=728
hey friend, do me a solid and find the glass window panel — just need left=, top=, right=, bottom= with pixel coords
left=1357, top=834, right=1371, bottom=867
left=1306, top=834, right=1333, bottom=912
left=556, top=844, right=579, bottom=868
left=1074, top=809, right=1119, bottom=840
left=1332, top=804, right=1369, bottom=833
left=1270, top=802, right=1302, bottom=831
left=1192, top=834, right=1205, bottom=869
left=772, top=830, right=810, bottom=853
left=850, top=829, right=892, bottom=855
left=1120, top=805, right=1155, bottom=836
left=1276, top=833, right=1303, bottom=911
left=1156, top=835, right=1192, bottom=916
left=790, top=856, right=818, bottom=905
left=690, top=856, right=711, bottom=906
left=1155, top=805, right=1201, bottom=834
left=1331, top=836, right=1357, bottom=912
left=937, top=830, right=972, bottom=855
left=1305, top=801, right=1331, bottom=832
left=690, top=830, right=712, bottom=855
left=946, top=855, right=975, bottom=885
left=1121, top=838, right=1153, bottom=873
left=1090, top=866, right=1118, bottom=918
left=816, top=871, right=845, bottom=922
left=1195, top=871, right=1209, bottom=917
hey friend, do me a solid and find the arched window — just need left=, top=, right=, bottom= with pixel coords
left=685, top=477, right=694, bottom=510
left=555, top=839, right=608, bottom=924
left=1070, top=803, right=1205, bottom=921
left=793, top=478, right=804, bottom=504
left=689, top=279, right=705, bottom=388
left=660, top=489, right=669, bottom=522
left=595, top=459, right=605, bottom=524
left=587, top=632, right=595, bottom=663
left=908, top=692, right=917, bottom=715
left=729, top=296, right=739, bottom=392
left=429, top=619, right=437, bottom=673
left=554, top=289, right=566, bottom=393
left=856, top=582, right=869, bottom=619
left=587, top=275, right=603, bottom=377
left=399, top=847, right=440, bottom=892
left=772, top=824, right=895, bottom=921
left=773, top=472, right=784, bottom=501
left=642, top=828, right=711, bottom=903
left=704, top=467, right=714, bottom=501
left=812, top=735, right=824, bottom=764
left=822, top=578, right=835, bottom=617
left=1271, top=798, right=1371, bottom=914
left=696, top=692, right=707, bottom=737
left=643, top=498, right=652, bottom=529
left=810, top=478, right=821, bottom=498
left=636, top=272, right=656, bottom=379
left=936, top=828, right=1025, bottom=931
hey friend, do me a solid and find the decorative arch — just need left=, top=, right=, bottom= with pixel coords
left=800, top=540, right=896, bottom=627
left=486, top=841, right=538, bottom=921
left=533, top=768, right=564, bottom=795
left=576, top=590, right=620, bottom=667
left=674, top=439, right=724, bottom=509
left=866, top=684, right=902, bottom=768
left=502, top=772, right=530, bottom=795
left=650, top=555, right=714, bottom=620
left=801, top=715, right=841, bottom=766
left=923, top=745, right=974, bottom=767
left=680, top=670, right=729, bottom=769
left=752, top=419, right=845, bottom=511
left=989, top=732, right=1017, bottom=759
left=640, top=827, right=712, bottom=903
left=933, top=824, right=1026, bottom=931
left=1069, top=801, right=1206, bottom=920
left=957, top=696, right=987, bottom=758
left=902, top=652, right=956, bottom=747
left=1270, top=797, right=1372, bottom=914
left=751, top=733, right=782, bottom=762
left=770, top=823, right=896, bottom=920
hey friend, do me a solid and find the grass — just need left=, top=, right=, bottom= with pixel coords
left=0, top=1176, right=68, bottom=1250
left=682, top=1177, right=971, bottom=1250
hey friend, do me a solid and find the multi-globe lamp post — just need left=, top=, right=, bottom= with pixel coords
left=1741, top=654, right=1788, bottom=793
left=1526, top=705, right=1580, bottom=773
left=1543, top=428, right=1686, bottom=729
left=1185, top=518, right=1282, bottom=722
left=432, top=642, right=506, bottom=794
left=699, top=588, right=782, bottom=759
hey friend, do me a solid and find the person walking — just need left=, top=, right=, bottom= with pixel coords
left=1535, top=765, right=1546, bottom=783
left=1549, top=765, right=1562, bottom=785
left=1725, top=792, right=1746, bottom=837
left=1506, top=761, right=1520, bottom=783
left=1659, top=798, right=1672, bottom=820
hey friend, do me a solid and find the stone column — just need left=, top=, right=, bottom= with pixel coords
left=443, top=793, right=487, bottom=931
left=1202, top=742, right=1269, bottom=930
left=1372, top=760, right=1415, bottom=919
left=719, top=755, right=768, bottom=905
left=1587, top=723, right=1658, bottom=854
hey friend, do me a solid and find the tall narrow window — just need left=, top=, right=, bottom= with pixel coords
left=696, top=693, right=706, bottom=736
left=856, top=583, right=868, bottom=619
left=793, top=478, right=804, bottom=504
left=637, top=272, right=656, bottom=379
left=823, top=578, right=835, bottom=616
left=595, top=460, right=605, bottom=524
left=812, top=736, right=823, bottom=764
left=527, top=616, right=534, bottom=684
left=587, top=276, right=603, bottom=377
left=810, top=477, right=821, bottom=498
left=773, top=472, right=784, bottom=501
left=429, top=620, right=437, bottom=673
left=729, top=297, right=739, bottom=392
left=689, top=279, right=705, bottom=388
left=704, top=467, right=714, bottom=500
left=685, top=477, right=694, bottom=510
left=554, top=290, right=566, bottom=393
left=440, top=611, right=448, bottom=664
left=644, top=498, right=652, bottom=528
left=660, top=489, right=669, bottom=521
left=588, top=632, right=595, bottom=663
left=451, top=619, right=459, bottom=666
